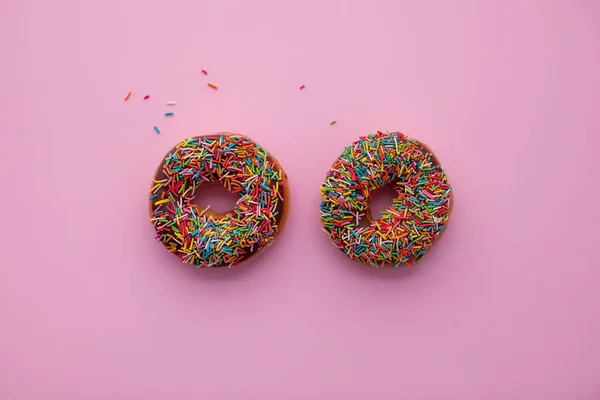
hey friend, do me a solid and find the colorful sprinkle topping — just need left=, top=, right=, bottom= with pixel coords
left=319, top=131, right=452, bottom=268
left=150, top=134, right=287, bottom=268
left=124, top=91, right=132, bottom=101
left=208, top=82, right=218, bottom=90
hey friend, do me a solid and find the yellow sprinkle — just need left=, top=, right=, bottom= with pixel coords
left=155, top=199, right=170, bottom=206
left=152, top=179, right=168, bottom=183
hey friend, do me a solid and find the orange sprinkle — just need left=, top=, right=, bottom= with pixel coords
left=207, top=82, right=218, bottom=90
left=124, top=91, right=132, bottom=101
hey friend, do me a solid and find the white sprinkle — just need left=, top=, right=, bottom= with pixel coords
left=166, top=101, right=176, bottom=106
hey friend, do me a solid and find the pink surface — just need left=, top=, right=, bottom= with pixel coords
left=1, top=0, right=600, bottom=398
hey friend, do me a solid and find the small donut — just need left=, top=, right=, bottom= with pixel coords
left=150, top=133, right=289, bottom=268
left=319, top=131, right=453, bottom=268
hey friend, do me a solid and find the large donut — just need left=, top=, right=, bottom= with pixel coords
left=319, top=131, right=453, bottom=268
left=150, top=133, right=289, bottom=267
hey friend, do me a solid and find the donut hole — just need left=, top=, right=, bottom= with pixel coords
left=190, top=183, right=240, bottom=214
left=368, top=184, right=397, bottom=221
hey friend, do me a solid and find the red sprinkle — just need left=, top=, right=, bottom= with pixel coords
left=144, top=95, right=150, bottom=100
left=299, top=85, right=305, bottom=90
left=202, top=69, right=208, bottom=75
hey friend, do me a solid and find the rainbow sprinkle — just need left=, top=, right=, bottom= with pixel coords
left=150, top=134, right=287, bottom=268
left=319, top=131, right=452, bottom=268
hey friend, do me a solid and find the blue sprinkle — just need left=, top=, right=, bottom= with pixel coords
left=154, top=126, right=161, bottom=134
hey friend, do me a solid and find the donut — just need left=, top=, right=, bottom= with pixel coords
left=319, top=131, right=453, bottom=268
left=149, top=133, right=289, bottom=268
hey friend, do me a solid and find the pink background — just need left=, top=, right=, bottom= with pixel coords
left=1, top=0, right=600, bottom=398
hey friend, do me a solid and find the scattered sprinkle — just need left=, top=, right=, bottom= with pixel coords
left=124, top=91, right=132, bottom=101
left=149, top=135, right=287, bottom=268
left=166, top=101, right=176, bottom=106
left=154, top=126, right=161, bottom=134
left=319, top=131, right=452, bottom=268
left=144, top=95, right=150, bottom=100
left=208, top=82, right=219, bottom=90
left=165, top=112, right=174, bottom=117
left=202, top=69, right=208, bottom=75
left=330, top=120, right=337, bottom=125
left=299, top=85, right=305, bottom=90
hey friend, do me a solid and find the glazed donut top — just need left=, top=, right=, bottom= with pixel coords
left=150, top=134, right=287, bottom=267
left=319, top=131, right=452, bottom=267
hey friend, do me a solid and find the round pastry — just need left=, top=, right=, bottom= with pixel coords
left=150, top=133, right=289, bottom=267
left=319, top=131, right=453, bottom=268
